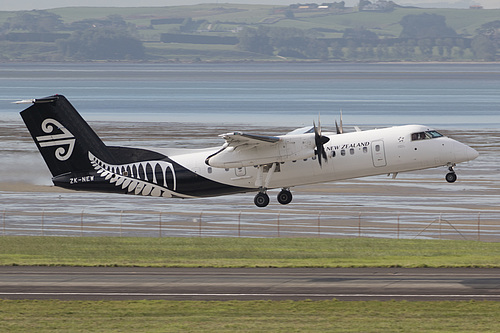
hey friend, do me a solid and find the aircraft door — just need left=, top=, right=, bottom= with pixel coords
left=371, top=140, right=387, bottom=167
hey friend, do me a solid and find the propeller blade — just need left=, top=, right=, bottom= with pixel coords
left=335, top=110, right=344, bottom=134
left=313, top=119, right=329, bottom=167
left=339, top=110, right=343, bottom=134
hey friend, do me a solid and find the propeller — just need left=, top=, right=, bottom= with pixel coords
left=313, top=119, right=330, bottom=167
left=335, top=110, right=343, bottom=134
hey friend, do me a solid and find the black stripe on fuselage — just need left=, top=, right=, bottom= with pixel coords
left=53, top=146, right=247, bottom=198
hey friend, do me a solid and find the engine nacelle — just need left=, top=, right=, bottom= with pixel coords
left=206, top=134, right=317, bottom=168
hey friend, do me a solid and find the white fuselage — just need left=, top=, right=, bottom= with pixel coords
left=21, top=95, right=479, bottom=206
left=154, top=125, right=478, bottom=194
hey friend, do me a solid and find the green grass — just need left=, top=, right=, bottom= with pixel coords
left=2, top=299, right=500, bottom=332
left=144, top=42, right=274, bottom=61
left=2, top=236, right=500, bottom=267
left=2, top=237, right=500, bottom=331
left=50, top=4, right=278, bottom=26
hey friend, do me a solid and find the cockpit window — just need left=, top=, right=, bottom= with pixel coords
left=411, top=132, right=426, bottom=141
left=411, top=130, right=444, bottom=141
left=425, top=130, right=443, bottom=138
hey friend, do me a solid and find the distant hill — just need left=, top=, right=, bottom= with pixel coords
left=0, top=3, right=499, bottom=62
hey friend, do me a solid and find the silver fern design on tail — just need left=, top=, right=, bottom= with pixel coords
left=88, top=152, right=192, bottom=198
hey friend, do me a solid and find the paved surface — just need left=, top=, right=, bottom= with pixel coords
left=1, top=267, right=500, bottom=301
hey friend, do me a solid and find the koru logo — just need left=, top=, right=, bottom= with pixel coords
left=36, top=119, right=76, bottom=161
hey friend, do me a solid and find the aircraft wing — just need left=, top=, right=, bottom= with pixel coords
left=285, top=126, right=314, bottom=135
left=219, top=132, right=281, bottom=146
left=206, top=131, right=316, bottom=168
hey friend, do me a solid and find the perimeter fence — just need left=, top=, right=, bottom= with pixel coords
left=2, top=208, right=500, bottom=242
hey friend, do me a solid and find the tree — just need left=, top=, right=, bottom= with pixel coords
left=304, top=39, right=329, bottom=60
left=358, top=0, right=372, bottom=9
left=179, top=18, right=206, bottom=33
left=269, top=27, right=306, bottom=47
left=475, top=20, right=500, bottom=38
left=417, top=39, right=433, bottom=58
left=444, top=38, right=455, bottom=57
left=330, top=42, right=344, bottom=60
left=238, top=26, right=273, bottom=55
left=471, top=35, right=496, bottom=61
left=58, top=27, right=145, bottom=60
left=472, top=20, right=500, bottom=61
left=5, top=10, right=64, bottom=33
left=69, top=15, right=131, bottom=31
left=268, top=27, right=327, bottom=59
left=284, top=10, right=295, bottom=19
left=332, top=1, right=346, bottom=9
left=400, top=13, right=457, bottom=39
left=343, top=27, right=379, bottom=41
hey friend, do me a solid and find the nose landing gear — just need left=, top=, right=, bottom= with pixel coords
left=445, top=165, right=457, bottom=183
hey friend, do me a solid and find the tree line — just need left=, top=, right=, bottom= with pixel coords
left=1, top=11, right=144, bottom=60
left=238, top=13, right=499, bottom=61
left=0, top=9, right=498, bottom=61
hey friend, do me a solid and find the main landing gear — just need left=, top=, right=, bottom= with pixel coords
left=445, top=164, right=457, bottom=183
left=253, top=162, right=293, bottom=207
left=254, top=191, right=270, bottom=207
left=277, top=188, right=293, bottom=205
left=254, top=188, right=293, bottom=208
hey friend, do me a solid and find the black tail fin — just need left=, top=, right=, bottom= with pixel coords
left=20, top=95, right=114, bottom=178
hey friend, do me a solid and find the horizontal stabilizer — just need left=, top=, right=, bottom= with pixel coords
left=14, top=96, right=61, bottom=104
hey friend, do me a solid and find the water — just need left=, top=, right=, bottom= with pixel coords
left=1, top=62, right=500, bottom=239
left=1, top=62, right=499, bottom=128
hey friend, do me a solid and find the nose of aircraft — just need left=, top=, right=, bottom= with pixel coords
left=453, top=141, right=479, bottom=163
left=468, top=145, right=479, bottom=160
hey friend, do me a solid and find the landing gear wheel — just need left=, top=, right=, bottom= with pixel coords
left=277, top=189, right=293, bottom=205
left=445, top=172, right=457, bottom=183
left=254, top=192, right=270, bottom=207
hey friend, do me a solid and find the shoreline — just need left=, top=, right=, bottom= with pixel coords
left=1, top=60, right=500, bottom=65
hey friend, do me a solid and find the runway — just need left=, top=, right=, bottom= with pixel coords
left=1, top=267, right=500, bottom=301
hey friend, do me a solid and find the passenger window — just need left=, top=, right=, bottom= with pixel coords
left=341, top=149, right=346, bottom=156
left=375, top=145, right=381, bottom=152
left=350, top=148, right=355, bottom=155
left=363, top=147, right=368, bottom=153
left=331, top=151, right=336, bottom=158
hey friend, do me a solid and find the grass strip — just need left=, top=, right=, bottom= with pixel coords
left=1, top=236, right=500, bottom=267
left=1, top=299, right=500, bottom=332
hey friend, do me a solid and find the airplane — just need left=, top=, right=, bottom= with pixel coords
left=18, top=94, right=478, bottom=207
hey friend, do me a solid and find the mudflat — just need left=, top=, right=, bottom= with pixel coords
left=1, top=120, right=499, bottom=240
